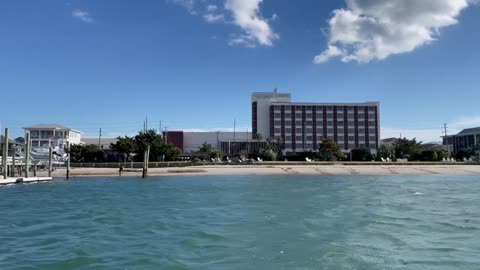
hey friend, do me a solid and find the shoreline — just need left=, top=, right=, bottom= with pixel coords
left=34, top=164, right=480, bottom=178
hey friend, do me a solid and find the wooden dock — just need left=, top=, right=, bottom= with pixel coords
left=0, top=177, right=53, bottom=186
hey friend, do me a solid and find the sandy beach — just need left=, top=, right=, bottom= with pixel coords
left=34, top=164, right=480, bottom=178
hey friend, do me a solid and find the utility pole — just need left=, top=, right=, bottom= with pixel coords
left=98, top=128, right=102, bottom=149
left=443, top=123, right=450, bottom=156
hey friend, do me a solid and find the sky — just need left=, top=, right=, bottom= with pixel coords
left=0, top=0, right=479, bottom=142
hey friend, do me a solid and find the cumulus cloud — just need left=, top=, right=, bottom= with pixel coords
left=72, top=9, right=93, bottom=23
left=225, top=0, right=278, bottom=47
left=315, top=0, right=471, bottom=63
left=171, top=0, right=278, bottom=47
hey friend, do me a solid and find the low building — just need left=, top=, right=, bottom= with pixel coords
left=164, top=131, right=264, bottom=156
left=23, top=124, right=82, bottom=149
left=443, top=127, right=480, bottom=155
left=82, top=138, right=118, bottom=150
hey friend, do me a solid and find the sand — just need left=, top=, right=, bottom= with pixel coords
left=34, top=164, right=480, bottom=178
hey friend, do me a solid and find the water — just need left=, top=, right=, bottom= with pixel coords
left=1, top=175, right=479, bottom=269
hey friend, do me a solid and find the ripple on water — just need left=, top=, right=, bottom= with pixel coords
left=0, top=175, right=480, bottom=269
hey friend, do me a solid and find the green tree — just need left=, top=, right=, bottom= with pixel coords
left=394, top=138, right=422, bottom=159
left=378, top=144, right=395, bottom=160
left=70, top=144, right=100, bottom=162
left=135, top=129, right=180, bottom=161
left=14, top=137, right=25, bottom=144
left=110, top=136, right=136, bottom=155
left=318, top=138, right=343, bottom=161
left=254, top=133, right=263, bottom=142
left=351, top=148, right=373, bottom=161
left=199, top=142, right=220, bottom=159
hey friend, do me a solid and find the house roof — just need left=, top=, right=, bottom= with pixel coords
left=23, top=124, right=82, bottom=133
left=457, top=127, right=480, bottom=136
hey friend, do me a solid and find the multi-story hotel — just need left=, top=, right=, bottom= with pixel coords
left=252, top=91, right=380, bottom=153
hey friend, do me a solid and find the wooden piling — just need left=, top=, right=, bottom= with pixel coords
left=3, top=128, right=9, bottom=179
left=25, top=132, right=30, bottom=178
left=48, top=147, right=53, bottom=177
left=11, top=145, right=15, bottom=177
left=66, top=142, right=71, bottom=180
left=142, top=145, right=150, bottom=178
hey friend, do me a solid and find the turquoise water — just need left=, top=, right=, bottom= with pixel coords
left=1, top=175, right=479, bottom=269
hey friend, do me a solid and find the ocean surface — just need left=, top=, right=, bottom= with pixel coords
left=1, top=175, right=479, bottom=269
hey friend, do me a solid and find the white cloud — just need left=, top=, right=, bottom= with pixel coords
left=72, top=9, right=93, bottom=23
left=315, top=0, right=471, bottom=63
left=203, top=13, right=225, bottom=23
left=206, top=4, right=218, bottom=12
left=225, top=0, right=278, bottom=47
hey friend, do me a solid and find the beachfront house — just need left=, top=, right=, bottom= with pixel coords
left=23, top=124, right=82, bottom=149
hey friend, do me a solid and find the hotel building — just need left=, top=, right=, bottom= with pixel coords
left=252, top=91, right=380, bottom=152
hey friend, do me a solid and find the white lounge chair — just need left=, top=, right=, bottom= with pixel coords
left=381, top=157, right=386, bottom=162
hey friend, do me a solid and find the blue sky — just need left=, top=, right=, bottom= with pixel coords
left=0, top=0, right=479, bottom=141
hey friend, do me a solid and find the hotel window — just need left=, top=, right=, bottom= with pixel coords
left=286, top=128, right=292, bottom=133
left=316, top=106, right=323, bottom=110
left=359, top=136, right=365, bottom=142
left=306, top=113, right=312, bottom=119
left=285, top=121, right=291, bottom=126
left=317, top=120, right=323, bottom=126
left=348, top=128, right=355, bottom=133
left=296, top=143, right=304, bottom=148
left=337, top=128, right=344, bottom=134
left=296, top=136, right=303, bottom=141
left=336, top=106, right=344, bottom=111
left=368, top=121, right=376, bottom=126
left=369, top=136, right=376, bottom=142
left=295, top=106, right=302, bottom=110
left=306, top=128, right=313, bottom=133
left=357, top=106, right=364, bottom=111
left=306, top=121, right=313, bottom=126
left=285, top=113, right=291, bottom=118
left=327, top=135, right=334, bottom=140
left=296, top=120, right=303, bottom=125
left=358, top=128, right=365, bottom=134
left=358, top=121, right=365, bottom=126
left=274, top=121, right=281, bottom=126
left=359, top=144, right=366, bottom=148
left=348, top=107, right=354, bottom=112
left=337, top=121, right=344, bottom=126
left=306, top=136, right=313, bottom=141
left=369, top=106, right=376, bottom=112
left=327, top=113, right=333, bottom=119
left=285, top=136, right=292, bottom=141
left=327, top=128, right=334, bottom=134
left=296, top=113, right=302, bottom=118
left=369, top=128, right=376, bottom=134
left=338, top=136, right=344, bottom=141
left=305, top=143, right=313, bottom=149
left=275, top=128, right=281, bottom=134
left=348, top=121, right=355, bottom=126
left=326, top=106, right=333, bottom=111
left=327, top=121, right=334, bottom=126
left=348, top=136, right=355, bottom=141
left=317, top=127, right=323, bottom=133
left=358, top=114, right=365, bottom=119
left=296, top=128, right=303, bottom=133
left=306, top=106, right=312, bottom=110
left=285, top=144, right=292, bottom=149
left=337, top=113, right=344, bottom=119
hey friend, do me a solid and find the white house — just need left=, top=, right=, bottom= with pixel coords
left=23, top=124, right=82, bottom=149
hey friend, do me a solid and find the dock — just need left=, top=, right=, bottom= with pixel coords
left=0, top=177, right=53, bottom=186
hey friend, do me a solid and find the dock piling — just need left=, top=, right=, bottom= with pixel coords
left=24, top=132, right=30, bottom=178
left=3, top=128, right=9, bottom=179
left=48, top=147, right=53, bottom=177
